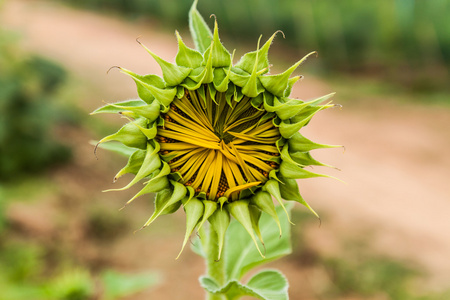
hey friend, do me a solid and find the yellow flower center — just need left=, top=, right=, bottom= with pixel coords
left=157, top=86, right=280, bottom=201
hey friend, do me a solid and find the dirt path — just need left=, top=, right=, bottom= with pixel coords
left=3, top=0, right=450, bottom=290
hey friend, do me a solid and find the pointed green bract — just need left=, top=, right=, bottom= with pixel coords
left=176, top=31, right=204, bottom=69
left=138, top=41, right=191, bottom=87
left=178, top=196, right=204, bottom=258
left=228, top=200, right=264, bottom=258
left=189, top=0, right=213, bottom=53
left=251, top=191, right=282, bottom=236
left=209, top=208, right=230, bottom=260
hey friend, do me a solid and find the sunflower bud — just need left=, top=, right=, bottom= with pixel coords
left=93, top=1, right=339, bottom=257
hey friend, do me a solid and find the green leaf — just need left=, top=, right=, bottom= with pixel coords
left=101, top=270, right=159, bottom=300
left=189, top=0, right=213, bottom=53
left=200, top=270, right=288, bottom=300
left=246, top=270, right=288, bottom=300
left=224, top=204, right=292, bottom=280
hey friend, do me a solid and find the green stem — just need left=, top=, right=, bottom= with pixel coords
left=205, top=225, right=226, bottom=300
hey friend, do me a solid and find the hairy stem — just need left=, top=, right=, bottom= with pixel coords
left=205, top=225, right=226, bottom=300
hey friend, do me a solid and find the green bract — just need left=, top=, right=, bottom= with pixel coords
left=93, top=0, right=338, bottom=259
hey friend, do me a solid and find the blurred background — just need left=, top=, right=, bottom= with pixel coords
left=1, top=0, right=449, bottom=299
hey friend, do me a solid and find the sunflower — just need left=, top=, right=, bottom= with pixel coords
left=93, top=1, right=338, bottom=259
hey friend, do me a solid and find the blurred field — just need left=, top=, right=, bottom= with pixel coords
left=1, top=0, right=450, bottom=299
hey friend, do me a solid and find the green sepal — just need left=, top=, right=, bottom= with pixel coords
left=275, top=98, right=310, bottom=120
left=248, top=205, right=264, bottom=246
left=119, top=69, right=163, bottom=103
left=97, top=118, right=147, bottom=150
left=177, top=196, right=204, bottom=258
left=289, top=131, right=340, bottom=152
left=259, top=51, right=317, bottom=97
left=175, top=31, right=203, bottom=69
left=114, top=149, right=146, bottom=181
left=90, top=99, right=146, bottom=115
left=284, top=75, right=302, bottom=97
left=210, top=18, right=231, bottom=67
left=176, top=86, right=185, bottom=99
left=291, top=151, right=335, bottom=168
left=138, top=41, right=191, bottom=87
left=229, top=68, right=250, bottom=88
left=234, top=86, right=244, bottom=102
left=197, top=200, right=218, bottom=231
left=119, top=68, right=177, bottom=107
left=92, top=141, right=135, bottom=158
left=199, top=43, right=214, bottom=83
left=225, top=83, right=235, bottom=106
left=218, top=196, right=228, bottom=209
left=132, top=120, right=157, bottom=140
left=268, top=169, right=283, bottom=184
left=262, top=179, right=292, bottom=224
left=263, top=92, right=289, bottom=113
left=291, top=103, right=334, bottom=124
left=143, top=180, right=187, bottom=229
left=280, top=143, right=303, bottom=167
left=105, top=142, right=161, bottom=192
left=242, top=36, right=263, bottom=98
left=123, top=171, right=170, bottom=208
left=278, top=104, right=325, bottom=138
left=181, top=77, right=203, bottom=90
left=234, top=31, right=281, bottom=74
left=227, top=200, right=265, bottom=258
left=209, top=207, right=230, bottom=260
left=251, top=191, right=282, bottom=236
left=189, top=0, right=213, bottom=53
left=251, top=93, right=264, bottom=109
left=161, top=195, right=182, bottom=216
left=278, top=174, right=319, bottom=219
left=207, top=83, right=217, bottom=103
left=186, top=186, right=196, bottom=204
left=124, top=100, right=161, bottom=122
left=213, top=51, right=234, bottom=93
left=279, top=161, right=327, bottom=180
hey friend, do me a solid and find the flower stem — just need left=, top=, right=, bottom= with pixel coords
left=205, top=225, right=226, bottom=300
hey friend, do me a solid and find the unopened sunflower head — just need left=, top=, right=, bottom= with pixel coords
left=93, top=1, right=340, bottom=259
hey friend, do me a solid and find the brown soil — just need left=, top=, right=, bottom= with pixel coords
left=2, top=0, right=450, bottom=298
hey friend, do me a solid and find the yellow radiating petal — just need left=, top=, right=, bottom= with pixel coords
left=210, top=151, right=223, bottom=199
left=229, top=143, right=256, bottom=182
left=158, top=129, right=220, bottom=150
left=200, top=151, right=217, bottom=195
left=159, top=142, right=198, bottom=151
left=192, top=150, right=216, bottom=188
left=164, top=121, right=219, bottom=142
left=224, top=182, right=261, bottom=198
left=235, top=144, right=279, bottom=153
left=179, top=149, right=209, bottom=182
left=166, top=111, right=219, bottom=141
left=170, top=147, right=205, bottom=168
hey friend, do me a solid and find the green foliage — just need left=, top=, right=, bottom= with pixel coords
left=201, top=270, right=288, bottom=300
left=101, top=270, right=159, bottom=300
left=194, top=204, right=292, bottom=300
left=324, top=253, right=415, bottom=299
left=0, top=32, right=71, bottom=181
left=63, top=0, right=450, bottom=91
left=45, top=269, right=95, bottom=300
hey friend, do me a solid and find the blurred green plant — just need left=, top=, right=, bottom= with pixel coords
left=64, top=0, right=450, bottom=92
left=0, top=31, right=71, bottom=181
